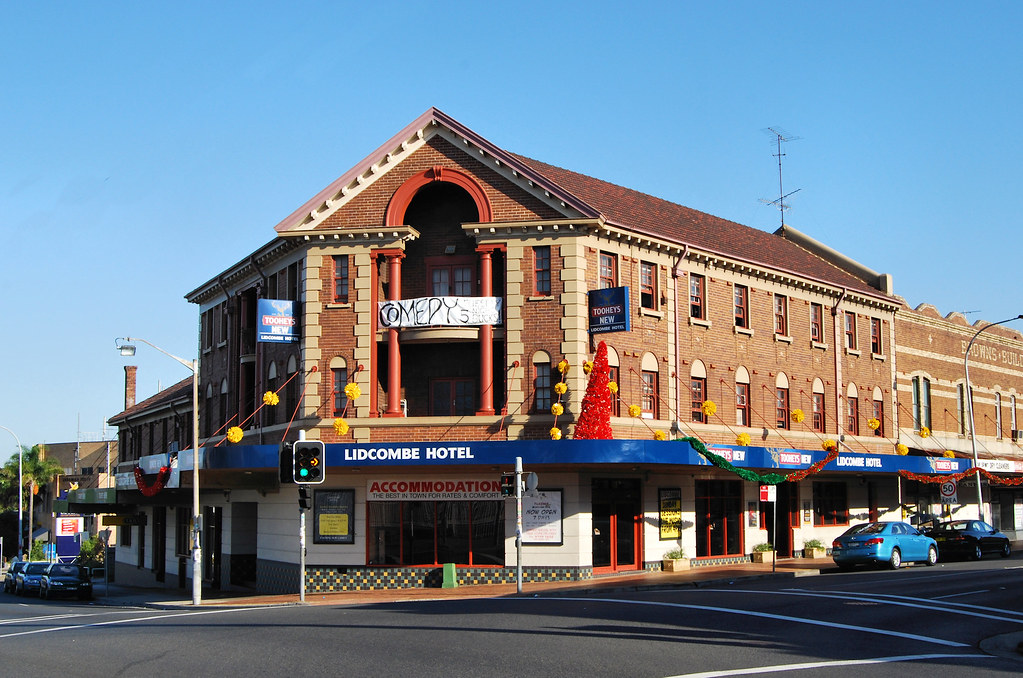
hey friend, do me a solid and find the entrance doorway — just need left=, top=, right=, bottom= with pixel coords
left=591, top=478, right=642, bottom=573
left=695, top=480, right=743, bottom=557
left=761, top=482, right=798, bottom=557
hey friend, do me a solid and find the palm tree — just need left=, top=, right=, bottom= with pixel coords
left=22, top=445, right=64, bottom=546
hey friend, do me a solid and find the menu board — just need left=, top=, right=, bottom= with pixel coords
left=522, top=490, right=563, bottom=545
left=314, top=489, right=355, bottom=544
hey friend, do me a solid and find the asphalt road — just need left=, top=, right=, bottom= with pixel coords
left=1, top=556, right=1021, bottom=677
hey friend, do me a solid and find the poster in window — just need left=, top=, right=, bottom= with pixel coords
left=658, top=488, right=682, bottom=540
left=314, top=489, right=355, bottom=544
left=522, top=490, right=563, bottom=545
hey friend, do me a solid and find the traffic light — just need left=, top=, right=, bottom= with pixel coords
left=298, top=487, right=312, bottom=510
left=279, top=442, right=294, bottom=484
left=500, top=474, right=516, bottom=497
left=293, top=441, right=325, bottom=484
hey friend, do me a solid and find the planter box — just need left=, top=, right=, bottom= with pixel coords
left=751, top=551, right=774, bottom=563
left=804, top=547, right=828, bottom=559
left=662, top=558, right=690, bottom=572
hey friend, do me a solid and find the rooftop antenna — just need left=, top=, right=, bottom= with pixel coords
left=760, top=127, right=801, bottom=229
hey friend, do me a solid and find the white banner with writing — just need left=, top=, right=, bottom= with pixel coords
left=378, top=296, right=502, bottom=328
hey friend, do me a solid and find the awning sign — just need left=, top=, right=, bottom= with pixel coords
left=367, top=477, right=503, bottom=501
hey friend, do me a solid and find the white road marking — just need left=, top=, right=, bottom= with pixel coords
left=546, top=597, right=969, bottom=647
left=933, top=590, right=989, bottom=600
left=778, top=588, right=1023, bottom=619
left=0, top=606, right=264, bottom=639
left=661, top=653, right=992, bottom=677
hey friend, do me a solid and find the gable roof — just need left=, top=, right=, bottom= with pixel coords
left=107, top=377, right=192, bottom=426
left=273, top=107, right=892, bottom=302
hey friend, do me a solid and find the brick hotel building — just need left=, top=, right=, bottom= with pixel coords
left=83, top=109, right=1023, bottom=593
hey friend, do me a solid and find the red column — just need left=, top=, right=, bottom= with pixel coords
left=477, top=247, right=495, bottom=415
left=384, top=251, right=404, bottom=417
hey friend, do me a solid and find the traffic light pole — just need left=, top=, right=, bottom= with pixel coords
left=515, top=456, right=523, bottom=594
left=299, top=506, right=306, bottom=603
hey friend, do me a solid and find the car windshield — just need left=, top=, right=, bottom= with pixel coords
left=943, top=521, right=970, bottom=531
left=842, top=523, right=886, bottom=537
left=25, top=563, right=48, bottom=574
left=49, top=565, right=81, bottom=577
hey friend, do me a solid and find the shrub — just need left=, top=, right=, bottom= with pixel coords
left=752, top=542, right=773, bottom=552
left=663, top=547, right=687, bottom=560
left=803, top=538, right=826, bottom=550
left=77, top=535, right=105, bottom=570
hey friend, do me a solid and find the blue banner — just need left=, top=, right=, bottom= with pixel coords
left=257, top=299, right=298, bottom=343
left=588, top=287, right=630, bottom=334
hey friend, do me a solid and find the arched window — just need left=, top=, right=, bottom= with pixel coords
left=641, top=352, right=659, bottom=419
left=690, top=360, right=707, bottom=423
left=220, top=379, right=229, bottom=434
left=775, top=373, right=790, bottom=429
left=606, top=346, right=621, bottom=417
left=871, top=386, right=884, bottom=437
left=846, top=383, right=859, bottom=435
left=735, top=367, right=751, bottom=427
left=330, top=357, right=349, bottom=417
left=533, top=351, right=552, bottom=412
left=912, top=375, right=932, bottom=430
left=812, top=378, right=826, bottom=433
left=204, top=383, right=214, bottom=438
left=266, top=362, right=279, bottom=426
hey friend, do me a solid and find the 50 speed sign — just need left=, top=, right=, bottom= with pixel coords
left=940, top=479, right=958, bottom=504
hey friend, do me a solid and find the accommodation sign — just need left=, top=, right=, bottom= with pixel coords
left=367, top=477, right=503, bottom=501
left=378, top=296, right=502, bottom=329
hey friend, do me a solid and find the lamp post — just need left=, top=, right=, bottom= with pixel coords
left=0, top=425, right=24, bottom=557
left=964, top=314, right=1023, bottom=524
left=117, top=337, right=202, bottom=606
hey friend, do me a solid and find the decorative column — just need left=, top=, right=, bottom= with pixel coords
left=382, top=250, right=404, bottom=417
left=477, top=246, right=496, bottom=415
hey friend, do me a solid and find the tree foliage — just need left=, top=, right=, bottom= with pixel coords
left=0, top=444, right=65, bottom=513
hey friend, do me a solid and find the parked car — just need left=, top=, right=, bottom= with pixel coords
left=832, top=521, right=938, bottom=570
left=3, top=562, right=26, bottom=593
left=14, top=561, right=50, bottom=595
left=39, top=563, right=93, bottom=600
left=924, top=520, right=1011, bottom=561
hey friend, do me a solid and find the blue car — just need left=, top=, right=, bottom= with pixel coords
left=832, top=521, right=938, bottom=570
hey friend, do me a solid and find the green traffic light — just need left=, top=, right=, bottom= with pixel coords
left=299, top=468, right=309, bottom=477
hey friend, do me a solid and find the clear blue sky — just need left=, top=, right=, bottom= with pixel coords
left=2, top=2, right=1021, bottom=449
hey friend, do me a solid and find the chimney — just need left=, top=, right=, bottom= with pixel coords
left=124, top=365, right=137, bottom=409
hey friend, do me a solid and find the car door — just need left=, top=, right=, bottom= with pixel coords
left=974, top=521, right=998, bottom=553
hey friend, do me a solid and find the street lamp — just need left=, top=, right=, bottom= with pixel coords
left=964, top=314, right=1023, bottom=524
left=117, top=337, right=202, bottom=606
left=0, top=425, right=24, bottom=557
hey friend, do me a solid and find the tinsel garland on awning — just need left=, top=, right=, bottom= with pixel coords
left=899, top=467, right=1023, bottom=486
left=683, top=436, right=841, bottom=485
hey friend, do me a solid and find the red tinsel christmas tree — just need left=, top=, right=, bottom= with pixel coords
left=572, top=341, right=615, bottom=439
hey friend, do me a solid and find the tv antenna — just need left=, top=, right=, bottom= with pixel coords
left=760, top=127, right=801, bottom=228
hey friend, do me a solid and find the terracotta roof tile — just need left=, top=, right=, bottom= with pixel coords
left=107, top=377, right=192, bottom=425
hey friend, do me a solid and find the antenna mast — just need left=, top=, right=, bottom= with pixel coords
left=760, top=127, right=801, bottom=229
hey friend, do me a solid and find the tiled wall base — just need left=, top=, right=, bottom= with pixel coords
left=256, top=560, right=593, bottom=594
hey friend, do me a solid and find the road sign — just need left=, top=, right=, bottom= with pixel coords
left=940, top=479, right=958, bottom=504
left=759, top=485, right=776, bottom=502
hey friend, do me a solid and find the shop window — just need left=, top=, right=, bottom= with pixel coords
left=691, top=377, right=707, bottom=423
left=533, top=246, right=551, bottom=295
left=734, top=285, right=749, bottom=329
left=367, top=500, right=505, bottom=567
left=690, top=274, right=706, bottom=320
left=812, top=392, right=826, bottom=432
left=332, top=255, right=349, bottom=303
left=640, top=261, right=657, bottom=310
left=810, top=303, right=824, bottom=343
left=845, top=312, right=857, bottom=350
left=430, top=378, right=475, bottom=416
left=813, top=482, right=848, bottom=526
left=870, top=317, right=882, bottom=354
left=847, top=397, right=859, bottom=435
left=774, top=294, right=788, bottom=336
left=599, top=252, right=617, bottom=289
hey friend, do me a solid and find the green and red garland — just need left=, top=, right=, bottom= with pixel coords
left=900, top=467, right=1023, bottom=486
left=134, top=465, right=172, bottom=497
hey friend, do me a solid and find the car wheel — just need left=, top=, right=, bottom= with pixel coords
left=972, top=544, right=983, bottom=561
left=888, top=548, right=902, bottom=570
left=925, top=545, right=938, bottom=566
left=1001, top=542, right=1011, bottom=558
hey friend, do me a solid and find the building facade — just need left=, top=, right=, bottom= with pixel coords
left=97, top=109, right=1023, bottom=593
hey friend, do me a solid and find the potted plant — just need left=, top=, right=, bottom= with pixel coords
left=802, top=538, right=827, bottom=559
left=661, top=546, right=690, bottom=572
left=751, top=542, right=774, bottom=563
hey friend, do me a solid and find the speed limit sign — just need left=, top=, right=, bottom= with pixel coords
left=940, top=479, right=958, bottom=504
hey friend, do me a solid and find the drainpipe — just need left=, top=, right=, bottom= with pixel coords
left=832, top=288, right=848, bottom=447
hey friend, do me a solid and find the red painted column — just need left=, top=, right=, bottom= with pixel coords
left=477, top=247, right=495, bottom=415
left=384, top=251, right=404, bottom=417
